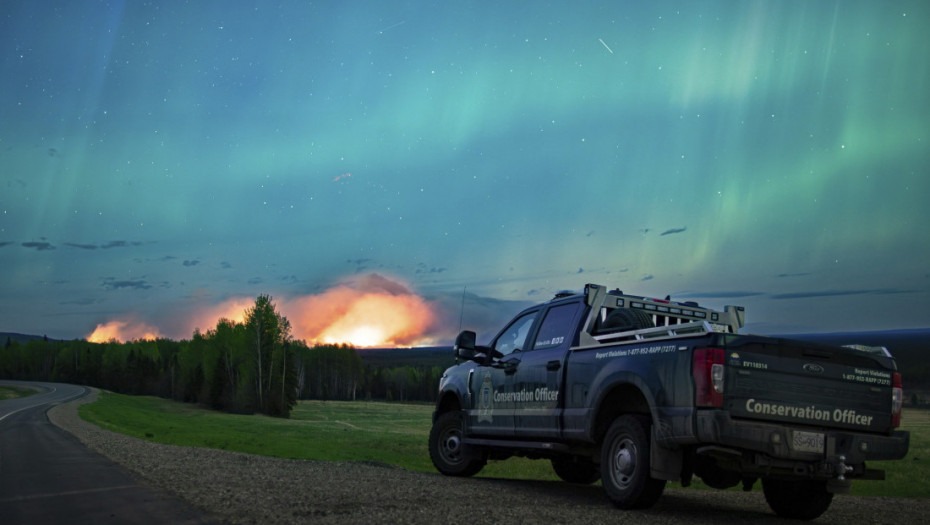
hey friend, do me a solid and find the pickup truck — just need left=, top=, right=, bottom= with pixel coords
left=429, top=284, right=910, bottom=520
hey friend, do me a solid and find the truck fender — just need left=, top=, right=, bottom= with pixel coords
left=586, top=372, right=658, bottom=442
left=434, top=390, right=464, bottom=422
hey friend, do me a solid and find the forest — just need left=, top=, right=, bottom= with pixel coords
left=0, top=295, right=448, bottom=418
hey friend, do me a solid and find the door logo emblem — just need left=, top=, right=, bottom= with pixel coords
left=477, top=372, right=493, bottom=423
left=803, top=363, right=824, bottom=374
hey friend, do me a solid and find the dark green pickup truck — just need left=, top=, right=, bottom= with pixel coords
left=429, top=284, right=909, bottom=520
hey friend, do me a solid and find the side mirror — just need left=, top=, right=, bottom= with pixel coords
left=454, top=330, right=478, bottom=361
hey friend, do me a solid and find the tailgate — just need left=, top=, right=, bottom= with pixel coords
left=723, top=336, right=896, bottom=434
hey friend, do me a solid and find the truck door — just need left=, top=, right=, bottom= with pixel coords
left=511, top=301, right=582, bottom=439
left=466, top=309, right=539, bottom=436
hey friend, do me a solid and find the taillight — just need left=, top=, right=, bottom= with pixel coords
left=693, top=347, right=725, bottom=407
left=892, top=372, right=903, bottom=428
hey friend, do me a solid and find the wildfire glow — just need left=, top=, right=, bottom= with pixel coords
left=284, top=275, right=437, bottom=347
left=84, top=274, right=439, bottom=347
left=187, top=297, right=253, bottom=334
left=86, top=320, right=161, bottom=343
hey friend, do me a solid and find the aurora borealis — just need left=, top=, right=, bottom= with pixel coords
left=1, top=1, right=928, bottom=343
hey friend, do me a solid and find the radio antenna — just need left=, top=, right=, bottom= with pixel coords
left=458, top=286, right=467, bottom=331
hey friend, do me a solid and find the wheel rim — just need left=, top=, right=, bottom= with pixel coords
left=440, top=427, right=464, bottom=465
left=609, top=436, right=637, bottom=489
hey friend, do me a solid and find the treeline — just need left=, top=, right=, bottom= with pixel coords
left=0, top=295, right=447, bottom=418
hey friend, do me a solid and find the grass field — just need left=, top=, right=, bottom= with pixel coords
left=80, top=394, right=928, bottom=498
left=79, top=394, right=555, bottom=480
left=0, top=385, right=39, bottom=400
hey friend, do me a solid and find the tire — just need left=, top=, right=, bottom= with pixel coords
left=429, top=411, right=485, bottom=477
left=551, top=456, right=600, bottom=485
left=600, top=415, right=666, bottom=509
left=762, top=478, right=833, bottom=520
left=602, top=308, right=655, bottom=332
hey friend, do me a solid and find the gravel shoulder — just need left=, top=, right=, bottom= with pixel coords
left=48, top=390, right=929, bottom=524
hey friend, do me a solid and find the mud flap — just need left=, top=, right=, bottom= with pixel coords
left=650, top=427, right=682, bottom=481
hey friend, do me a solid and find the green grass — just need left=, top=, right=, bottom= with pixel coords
left=855, top=408, right=930, bottom=498
left=79, top=393, right=554, bottom=479
left=79, top=394, right=926, bottom=496
left=0, top=385, right=39, bottom=400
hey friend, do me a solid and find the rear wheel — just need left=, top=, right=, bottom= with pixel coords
left=429, top=411, right=485, bottom=477
left=551, top=456, right=600, bottom=485
left=762, top=478, right=833, bottom=520
left=600, top=415, right=666, bottom=509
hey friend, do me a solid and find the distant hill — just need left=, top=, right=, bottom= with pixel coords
left=357, top=346, right=454, bottom=369
left=0, top=332, right=60, bottom=345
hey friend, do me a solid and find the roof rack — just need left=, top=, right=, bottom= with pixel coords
left=577, top=284, right=745, bottom=347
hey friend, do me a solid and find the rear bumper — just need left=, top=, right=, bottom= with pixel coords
left=695, top=410, right=910, bottom=465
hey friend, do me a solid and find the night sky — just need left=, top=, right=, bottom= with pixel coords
left=1, top=1, right=928, bottom=345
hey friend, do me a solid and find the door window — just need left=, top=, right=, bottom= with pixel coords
left=493, top=311, right=538, bottom=356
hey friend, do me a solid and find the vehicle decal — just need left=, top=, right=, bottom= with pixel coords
left=594, top=343, right=678, bottom=359
left=493, top=387, right=559, bottom=404
left=477, top=372, right=493, bottom=423
left=843, top=368, right=892, bottom=386
left=745, top=398, right=874, bottom=427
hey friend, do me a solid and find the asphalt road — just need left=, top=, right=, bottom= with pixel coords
left=0, top=381, right=217, bottom=525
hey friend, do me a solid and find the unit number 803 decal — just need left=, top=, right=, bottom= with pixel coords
left=535, top=336, right=565, bottom=348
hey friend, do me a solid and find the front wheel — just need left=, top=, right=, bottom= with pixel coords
left=429, top=411, right=485, bottom=477
left=762, top=478, right=833, bottom=520
left=600, top=415, right=666, bottom=509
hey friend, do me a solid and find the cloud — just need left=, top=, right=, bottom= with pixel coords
left=415, top=263, right=447, bottom=274
left=0, top=242, right=13, bottom=248
left=660, top=227, right=687, bottom=236
left=182, top=260, right=200, bottom=267
left=64, top=242, right=99, bottom=250
left=777, top=272, right=811, bottom=278
left=22, top=241, right=55, bottom=251
left=641, top=274, right=654, bottom=281
left=56, top=240, right=146, bottom=250
left=220, top=261, right=232, bottom=269
left=101, top=278, right=152, bottom=290
left=101, top=240, right=143, bottom=249
left=770, top=288, right=913, bottom=300
left=676, top=291, right=765, bottom=299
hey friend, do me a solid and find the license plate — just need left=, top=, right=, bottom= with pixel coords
left=791, top=430, right=825, bottom=454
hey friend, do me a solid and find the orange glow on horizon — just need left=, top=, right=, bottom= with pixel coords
left=284, top=279, right=437, bottom=347
left=187, top=297, right=253, bottom=335
left=87, top=320, right=160, bottom=343
left=84, top=274, right=439, bottom=347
